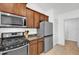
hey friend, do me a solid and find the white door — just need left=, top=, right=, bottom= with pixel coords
left=65, top=19, right=79, bottom=41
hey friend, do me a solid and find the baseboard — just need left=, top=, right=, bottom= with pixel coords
left=65, top=40, right=77, bottom=42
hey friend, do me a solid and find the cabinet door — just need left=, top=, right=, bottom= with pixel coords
left=26, top=8, right=34, bottom=28
left=13, top=3, right=26, bottom=16
left=0, top=3, right=14, bottom=13
left=29, top=40, right=38, bottom=55
left=34, top=12, right=40, bottom=28
left=45, top=15, right=48, bottom=21
left=29, top=43, right=38, bottom=55
left=19, top=3, right=26, bottom=16
left=37, top=38, right=44, bottom=54
left=40, top=14, right=45, bottom=21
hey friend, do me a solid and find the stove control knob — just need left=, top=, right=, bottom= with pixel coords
left=6, top=47, right=8, bottom=50
left=10, top=46, right=13, bottom=48
left=23, top=43, right=25, bottom=45
left=17, top=45, right=19, bottom=46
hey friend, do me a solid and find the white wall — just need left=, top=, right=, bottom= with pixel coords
left=65, top=18, right=79, bottom=41
left=57, top=16, right=65, bottom=45
left=58, top=9, right=79, bottom=45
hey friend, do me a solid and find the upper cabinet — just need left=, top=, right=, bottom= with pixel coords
left=26, top=8, right=34, bottom=28
left=34, top=11, right=40, bottom=28
left=44, top=15, right=48, bottom=21
left=0, top=3, right=14, bottom=13
left=40, top=14, right=45, bottom=21
left=0, top=3, right=26, bottom=17
left=26, top=7, right=40, bottom=28
left=13, top=3, right=26, bottom=16
left=40, top=14, right=48, bottom=22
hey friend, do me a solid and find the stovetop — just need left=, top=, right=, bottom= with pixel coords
left=0, top=36, right=29, bottom=51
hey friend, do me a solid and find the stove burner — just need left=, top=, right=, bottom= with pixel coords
left=1, top=37, right=28, bottom=51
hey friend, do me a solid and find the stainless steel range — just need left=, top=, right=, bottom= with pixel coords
left=0, top=32, right=29, bottom=55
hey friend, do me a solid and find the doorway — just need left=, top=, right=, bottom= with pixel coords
left=64, top=18, right=79, bottom=47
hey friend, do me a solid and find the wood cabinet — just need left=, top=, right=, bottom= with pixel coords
left=44, top=15, right=48, bottom=21
left=29, top=40, right=38, bottom=55
left=37, top=38, right=44, bottom=54
left=40, top=14, right=45, bottom=21
left=13, top=3, right=26, bottom=16
left=0, top=3, right=14, bottom=13
left=29, top=38, right=44, bottom=55
left=26, top=8, right=34, bottom=28
left=34, top=12, right=40, bottom=28
left=0, top=3, right=26, bottom=16
left=26, top=8, right=40, bottom=28
left=40, top=14, right=48, bottom=22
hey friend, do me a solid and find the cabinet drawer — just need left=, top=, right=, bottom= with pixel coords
left=29, top=40, right=37, bottom=45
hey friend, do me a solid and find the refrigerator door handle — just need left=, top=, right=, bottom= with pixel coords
left=44, top=35, right=53, bottom=37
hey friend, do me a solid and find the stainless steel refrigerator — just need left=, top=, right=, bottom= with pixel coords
left=38, top=21, right=53, bottom=53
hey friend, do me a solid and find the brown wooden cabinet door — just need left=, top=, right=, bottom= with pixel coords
left=29, top=43, right=38, bottom=55
left=29, top=40, right=38, bottom=55
left=37, top=38, right=44, bottom=54
left=0, top=3, right=14, bottom=13
left=29, top=38, right=44, bottom=55
left=40, top=14, right=45, bottom=21
left=26, top=8, right=34, bottom=28
left=34, top=12, right=40, bottom=28
left=0, top=3, right=26, bottom=16
left=45, top=15, right=48, bottom=21
left=21, top=3, right=26, bottom=16
left=13, top=3, right=26, bottom=16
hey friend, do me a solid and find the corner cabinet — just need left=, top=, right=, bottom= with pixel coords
left=44, top=15, right=48, bottom=21
left=40, top=14, right=45, bottom=21
left=40, top=14, right=48, bottom=22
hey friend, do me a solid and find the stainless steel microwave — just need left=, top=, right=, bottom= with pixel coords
left=0, top=12, right=26, bottom=27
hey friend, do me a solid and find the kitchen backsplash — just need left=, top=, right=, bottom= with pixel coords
left=0, top=28, right=37, bottom=38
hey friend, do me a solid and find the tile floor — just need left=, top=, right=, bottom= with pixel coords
left=41, top=40, right=79, bottom=55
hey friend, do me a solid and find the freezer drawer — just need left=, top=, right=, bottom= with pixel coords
left=44, top=36, right=53, bottom=52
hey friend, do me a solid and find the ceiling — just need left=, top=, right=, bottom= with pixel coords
left=35, top=3, right=79, bottom=15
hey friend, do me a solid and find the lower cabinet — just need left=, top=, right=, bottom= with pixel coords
left=29, top=40, right=38, bottom=55
left=29, top=38, right=44, bottom=55
left=37, top=39, right=44, bottom=54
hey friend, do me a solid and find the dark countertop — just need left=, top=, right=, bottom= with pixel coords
left=26, top=35, right=43, bottom=41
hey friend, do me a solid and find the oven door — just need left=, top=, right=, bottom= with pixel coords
left=2, top=44, right=28, bottom=55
